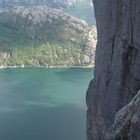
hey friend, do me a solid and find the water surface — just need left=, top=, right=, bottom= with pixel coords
left=0, top=68, right=93, bottom=140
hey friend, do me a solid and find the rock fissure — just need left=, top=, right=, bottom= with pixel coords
left=111, top=35, right=115, bottom=64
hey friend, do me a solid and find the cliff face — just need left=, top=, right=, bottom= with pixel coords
left=87, top=0, right=140, bottom=140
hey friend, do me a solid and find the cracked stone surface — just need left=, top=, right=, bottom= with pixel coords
left=112, top=90, right=140, bottom=140
left=87, top=0, right=140, bottom=140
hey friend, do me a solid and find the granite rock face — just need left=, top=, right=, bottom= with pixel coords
left=112, top=90, right=140, bottom=140
left=87, top=0, right=140, bottom=140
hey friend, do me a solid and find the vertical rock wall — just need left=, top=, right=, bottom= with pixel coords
left=87, top=0, right=140, bottom=140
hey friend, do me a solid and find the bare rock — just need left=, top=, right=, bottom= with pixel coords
left=112, top=90, right=140, bottom=140
left=87, top=0, right=140, bottom=140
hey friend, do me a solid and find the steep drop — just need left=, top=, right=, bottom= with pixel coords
left=87, top=1, right=140, bottom=140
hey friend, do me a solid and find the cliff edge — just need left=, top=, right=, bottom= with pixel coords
left=87, top=0, right=140, bottom=140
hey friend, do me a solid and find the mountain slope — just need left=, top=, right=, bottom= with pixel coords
left=0, top=6, right=96, bottom=68
left=0, top=0, right=95, bottom=25
left=0, top=0, right=88, bottom=9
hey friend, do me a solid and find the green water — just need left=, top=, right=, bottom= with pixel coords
left=0, top=68, right=93, bottom=140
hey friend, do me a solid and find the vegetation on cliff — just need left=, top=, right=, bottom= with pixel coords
left=0, top=6, right=96, bottom=68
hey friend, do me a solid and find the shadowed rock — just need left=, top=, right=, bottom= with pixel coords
left=87, top=0, right=140, bottom=140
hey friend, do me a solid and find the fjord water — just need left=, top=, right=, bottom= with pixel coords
left=0, top=68, right=93, bottom=140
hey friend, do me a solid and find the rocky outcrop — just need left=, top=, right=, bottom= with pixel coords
left=111, top=90, right=140, bottom=140
left=0, top=0, right=95, bottom=25
left=87, top=0, right=140, bottom=140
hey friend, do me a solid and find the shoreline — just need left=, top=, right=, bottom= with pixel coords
left=0, top=65, right=94, bottom=69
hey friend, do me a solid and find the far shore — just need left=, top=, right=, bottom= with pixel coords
left=0, top=64, right=94, bottom=69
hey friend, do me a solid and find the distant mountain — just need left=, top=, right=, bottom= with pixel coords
left=0, top=0, right=79, bottom=9
left=0, top=6, right=96, bottom=68
left=0, top=0, right=95, bottom=25
left=65, top=0, right=95, bottom=25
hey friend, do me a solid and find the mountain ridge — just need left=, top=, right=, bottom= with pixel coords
left=0, top=0, right=95, bottom=25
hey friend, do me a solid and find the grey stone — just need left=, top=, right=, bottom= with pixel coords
left=87, top=0, right=140, bottom=140
left=112, top=90, right=140, bottom=140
